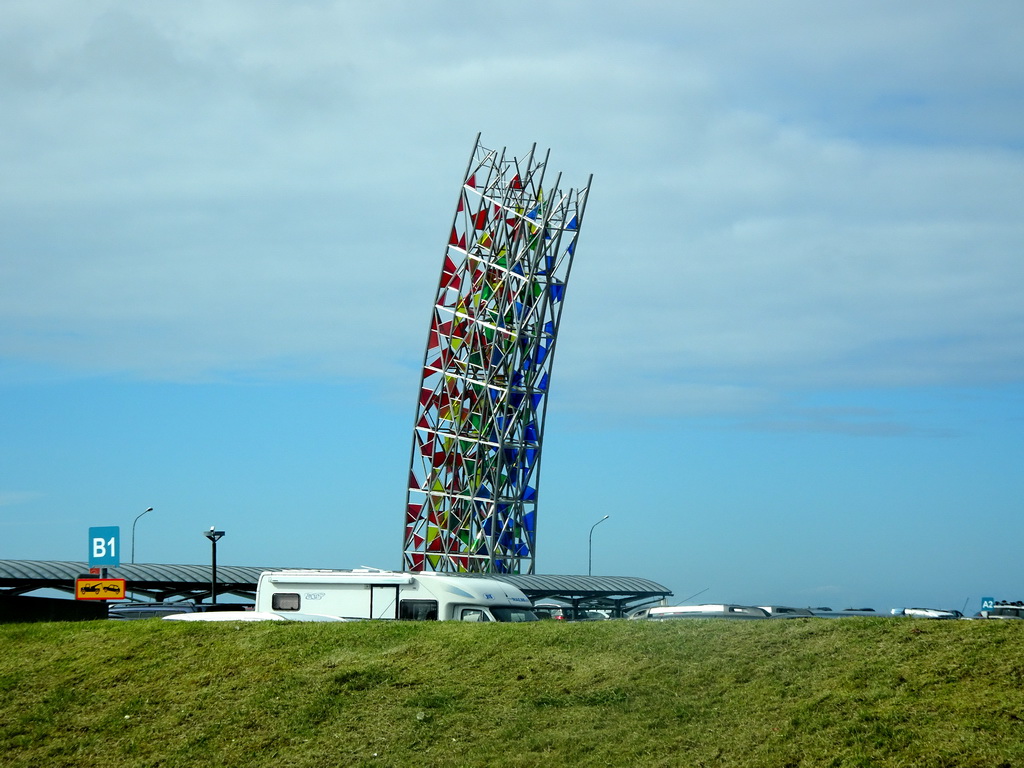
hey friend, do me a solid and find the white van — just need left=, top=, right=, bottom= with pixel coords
left=254, top=569, right=538, bottom=622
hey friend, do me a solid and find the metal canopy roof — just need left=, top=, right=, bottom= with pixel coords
left=0, top=560, right=672, bottom=614
left=0, top=560, right=278, bottom=602
left=456, top=573, right=672, bottom=614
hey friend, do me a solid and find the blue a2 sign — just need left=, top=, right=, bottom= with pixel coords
left=88, top=526, right=121, bottom=567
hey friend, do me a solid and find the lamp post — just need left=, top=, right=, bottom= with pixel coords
left=588, top=515, right=610, bottom=576
left=131, top=507, right=154, bottom=564
left=203, top=527, right=225, bottom=604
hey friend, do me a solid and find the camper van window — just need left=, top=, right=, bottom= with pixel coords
left=272, top=593, right=300, bottom=611
left=459, top=608, right=490, bottom=622
left=399, top=600, right=438, bottom=621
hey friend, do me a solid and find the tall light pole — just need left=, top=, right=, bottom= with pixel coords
left=588, top=515, right=610, bottom=576
left=131, top=507, right=154, bottom=564
left=203, top=527, right=225, bottom=604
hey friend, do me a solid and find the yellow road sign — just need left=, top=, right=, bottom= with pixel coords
left=75, top=578, right=126, bottom=600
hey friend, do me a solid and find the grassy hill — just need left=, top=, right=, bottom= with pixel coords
left=2, top=617, right=1023, bottom=767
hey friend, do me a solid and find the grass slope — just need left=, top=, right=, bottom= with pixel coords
left=2, top=618, right=1023, bottom=767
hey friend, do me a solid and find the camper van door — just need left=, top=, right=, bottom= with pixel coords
left=371, top=585, right=399, bottom=619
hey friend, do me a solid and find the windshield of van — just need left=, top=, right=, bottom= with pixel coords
left=490, top=607, right=539, bottom=622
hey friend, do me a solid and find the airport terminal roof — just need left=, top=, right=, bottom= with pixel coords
left=0, top=560, right=671, bottom=614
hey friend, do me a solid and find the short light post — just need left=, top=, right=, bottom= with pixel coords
left=203, top=527, right=225, bottom=604
left=131, top=507, right=154, bottom=564
left=588, top=515, right=610, bottom=576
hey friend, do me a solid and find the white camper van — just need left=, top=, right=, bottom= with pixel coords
left=254, top=569, right=539, bottom=622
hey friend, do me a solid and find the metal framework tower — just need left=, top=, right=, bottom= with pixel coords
left=403, top=136, right=592, bottom=574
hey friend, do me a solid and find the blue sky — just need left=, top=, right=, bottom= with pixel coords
left=2, top=2, right=1022, bottom=614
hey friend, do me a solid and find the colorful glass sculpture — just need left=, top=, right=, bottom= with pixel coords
left=403, top=136, right=592, bottom=574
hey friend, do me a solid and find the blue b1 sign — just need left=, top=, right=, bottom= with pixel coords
left=88, top=526, right=121, bottom=567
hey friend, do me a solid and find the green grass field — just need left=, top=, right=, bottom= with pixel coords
left=2, top=617, right=1023, bottom=767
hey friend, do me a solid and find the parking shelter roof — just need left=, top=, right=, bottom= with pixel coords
left=457, top=573, right=672, bottom=613
left=0, top=560, right=672, bottom=612
left=0, top=559, right=276, bottom=602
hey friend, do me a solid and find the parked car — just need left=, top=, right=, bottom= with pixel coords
left=532, top=603, right=607, bottom=621
left=891, top=607, right=963, bottom=619
left=977, top=601, right=1024, bottom=620
left=107, top=602, right=251, bottom=620
left=808, top=607, right=879, bottom=618
left=645, top=604, right=770, bottom=620
left=163, top=611, right=356, bottom=622
left=758, top=606, right=816, bottom=618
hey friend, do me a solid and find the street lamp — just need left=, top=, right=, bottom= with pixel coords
left=203, top=527, right=225, bottom=604
left=131, top=507, right=154, bottom=564
left=588, top=515, right=610, bottom=576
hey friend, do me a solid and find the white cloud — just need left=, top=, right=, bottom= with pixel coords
left=0, top=1, right=1022, bottom=419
